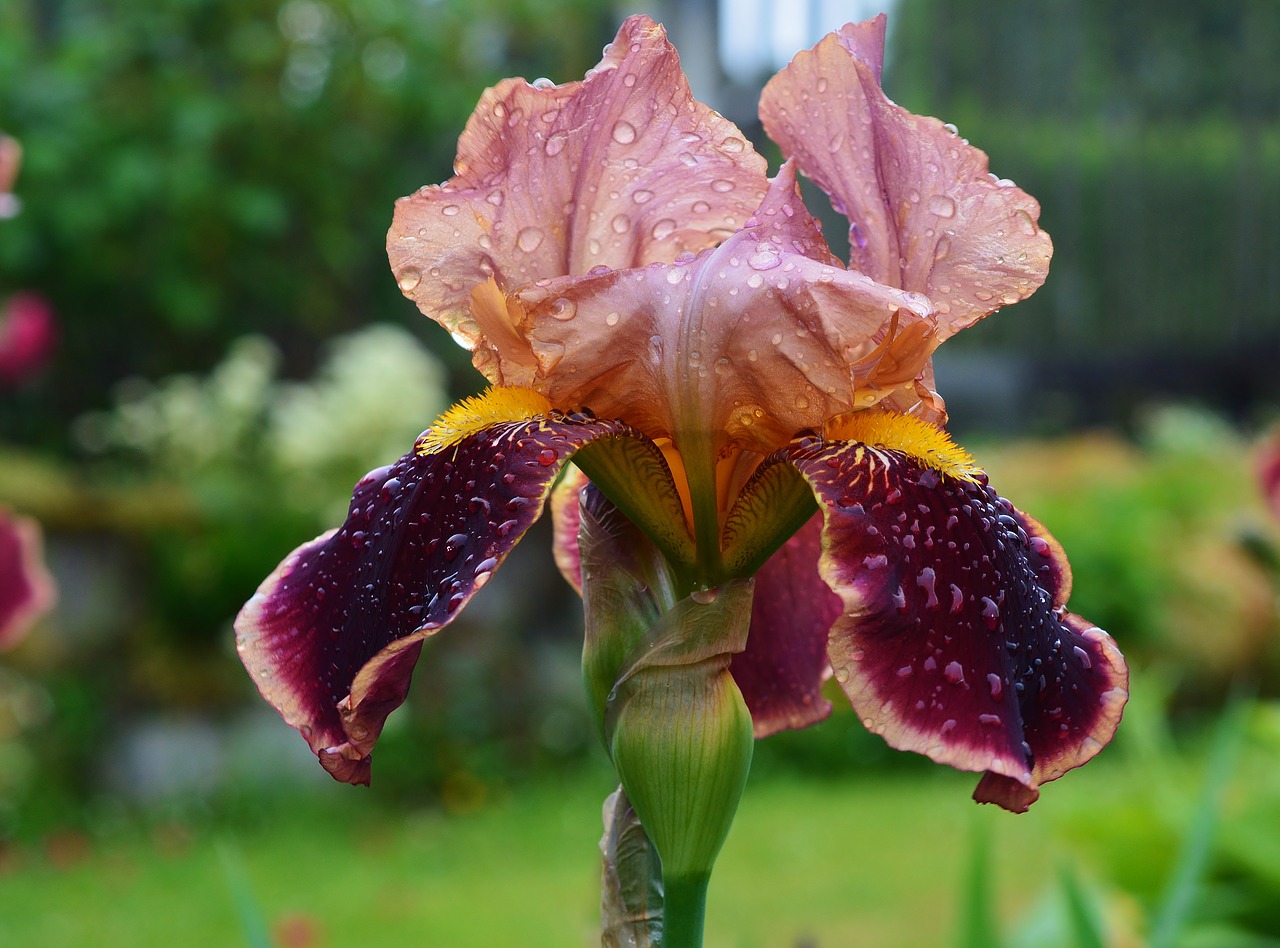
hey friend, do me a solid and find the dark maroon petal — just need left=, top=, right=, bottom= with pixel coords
left=0, top=508, right=55, bottom=651
left=730, top=514, right=841, bottom=737
left=787, top=439, right=1127, bottom=811
left=236, top=415, right=629, bottom=784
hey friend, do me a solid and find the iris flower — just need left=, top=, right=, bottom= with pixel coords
left=237, top=15, right=1126, bottom=820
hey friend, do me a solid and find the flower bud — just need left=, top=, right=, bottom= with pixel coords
left=605, top=581, right=755, bottom=885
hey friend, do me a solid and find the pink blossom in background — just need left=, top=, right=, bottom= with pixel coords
left=0, top=292, right=58, bottom=386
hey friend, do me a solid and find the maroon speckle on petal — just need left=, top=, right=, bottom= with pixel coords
left=788, top=438, right=1127, bottom=811
left=235, top=415, right=630, bottom=784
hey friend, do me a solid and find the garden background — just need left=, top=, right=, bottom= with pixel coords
left=2, top=0, right=1279, bottom=944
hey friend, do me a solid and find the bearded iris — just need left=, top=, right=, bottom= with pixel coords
left=237, top=14, right=1127, bottom=943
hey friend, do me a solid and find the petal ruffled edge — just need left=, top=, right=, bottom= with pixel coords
left=760, top=15, right=1053, bottom=338
left=388, top=15, right=768, bottom=383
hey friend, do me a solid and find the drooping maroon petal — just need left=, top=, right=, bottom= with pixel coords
left=0, top=508, right=56, bottom=651
left=236, top=415, right=630, bottom=784
left=730, top=515, right=840, bottom=736
left=786, top=438, right=1127, bottom=811
left=760, top=16, right=1052, bottom=339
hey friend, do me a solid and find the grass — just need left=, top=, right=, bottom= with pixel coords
left=0, top=757, right=1117, bottom=948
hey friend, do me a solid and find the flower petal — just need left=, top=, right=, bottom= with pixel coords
left=0, top=508, right=56, bottom=651
left=760, top=16, right=1053, bottom=337
left=387, top=15, right=768, bottom=383
left=730, top=514, right=840, bottom=736
left=550, top=463, right=589, bottom=594
left=235, top=415, right=630, bottom=784
left=787, top=437, right=1127, bottom=811
left=516, top=163, right=937, bottom=452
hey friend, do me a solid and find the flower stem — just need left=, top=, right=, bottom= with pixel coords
left=661, top=873, right=710, bottom=948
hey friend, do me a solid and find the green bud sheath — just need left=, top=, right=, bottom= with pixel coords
left=577, top=484, right=757, bottom=946
left=605, top=581, right=755, bottom=884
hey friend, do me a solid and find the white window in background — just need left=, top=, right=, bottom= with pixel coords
left=718, top=0, right=897, bottom=83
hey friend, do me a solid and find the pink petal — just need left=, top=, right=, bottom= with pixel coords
left=516, top=163, right=938, bottom=453
left=235, top=415, right=630, bottom=784
left=730, top=515, right=840, bottom=736
left=388, top=15, right=768, bottom=384
left=788, top=438, right=1127, bottom=811
left=0, top=508, right=56, bottom=651
left=0, top=293, right=58, bottom=385
left=760, top=15, right=1053, bottom=339
left=550, top=463, right=589, bottom=594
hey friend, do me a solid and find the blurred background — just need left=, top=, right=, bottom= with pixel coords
left=2, top=0, right=1279, bottom=944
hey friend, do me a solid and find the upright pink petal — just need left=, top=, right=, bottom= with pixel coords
left=516, top=164, right=937, bottom=453
left=0, top=508, right=56, bottom=651
left=388, top=15, right=768, bottom=384
left=760, top=15, right=1052, bottom=338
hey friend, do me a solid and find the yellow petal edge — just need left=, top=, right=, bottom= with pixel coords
left=417, top=386, right=553, bottom=455
left=824, top=410, right=981, bottom=483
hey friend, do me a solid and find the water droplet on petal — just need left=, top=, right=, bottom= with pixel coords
left=537, top=448, right=558, bottom=466
left=632, top=189, right=654, bottom=205
left=944, top=661, right=965, bottom=684
left=612, top=120, right=636, bottom=144
left=548, top=297, right=576, bottom=320
left=517, top=227, right=544, bottom=252
left=605, top=311, right=620, bottom=326
left=748, top=249, right=781, bottom=270
left=928, top=195, right=955, bottom=218
left=691, top=587, right=718, bottom=604
left=397, top=267, right=422, bottom=291
left=651, top=218, right=676, bottom=240
left=442, top=204, right=460, bottom=217
left=816, top=77, right=829, bottom=93
left=710, top=179, right=735, bottom=193
left=691, top=199, right=711, bottom=214
left=544, top=132, right=568, bottom=156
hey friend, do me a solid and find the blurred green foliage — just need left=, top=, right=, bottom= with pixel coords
left=0, top=0, right=615, bottom=444
left=891, top=0, right=1280, bottom=422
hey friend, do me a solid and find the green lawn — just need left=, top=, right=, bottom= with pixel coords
left=0, top=760, right=1114, bottom=947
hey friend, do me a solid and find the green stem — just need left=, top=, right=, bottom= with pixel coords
left=662, top=873, right=710, bottom=948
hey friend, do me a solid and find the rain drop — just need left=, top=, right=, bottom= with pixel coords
left=442, top=204, right=460, bottom=217
left=652, top=218, right=677, bottom=240
left=544, top=132, right=568, bottom=156
left=537, top=448, right=558, bottom=466
left=632, top=189, right=655, bottom=205
left=748, top=249, right=781, bottom=270
left=605, top=311, right=620, bottom=326
left=691, top=587, right=718, bottom=604
left=691, top=200, right=711, bottom=214
left=944, top=661, right=965, bottom=684
left=517, top=227, right=545, bottom=252
left=710, top=178, right=735, bottom=193
left=980, top=596, right=1001, bottom=629
left=548, top=297, right=576, bottom=320
left=611, top=214, right=630, bottom=235
left=612, top=120, right=637, bottom=144
left=928, top=195, right=956, bottom=218
left=397, top=267, right=422, bottom=291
